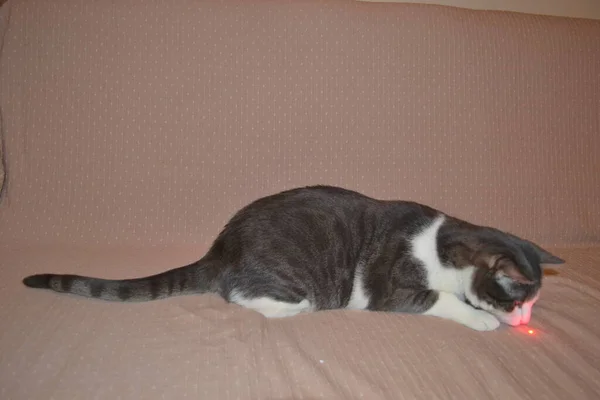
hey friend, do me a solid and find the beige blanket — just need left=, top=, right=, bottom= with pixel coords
left=1, top=245, right=599, bottom=399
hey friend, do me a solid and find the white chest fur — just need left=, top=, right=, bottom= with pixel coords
left=410, top=215, right=474, bottom=296
left=412, top=215, right=502, bottom=331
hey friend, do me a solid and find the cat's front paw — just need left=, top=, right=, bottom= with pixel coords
left=464, top=309, right=500, bottom=331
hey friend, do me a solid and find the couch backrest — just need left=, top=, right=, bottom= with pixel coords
left=1, top=0, right=599, bottom=247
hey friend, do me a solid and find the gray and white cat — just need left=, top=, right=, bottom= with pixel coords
left=23, top=185, right=564, bottom=331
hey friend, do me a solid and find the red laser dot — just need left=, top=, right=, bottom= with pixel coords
left=528, top=330, right=534, bottom=335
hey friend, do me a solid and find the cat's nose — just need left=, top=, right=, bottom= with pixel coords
left=520, top=305, right=532, bottom=324
left=495, top=309, right=523, bottom=326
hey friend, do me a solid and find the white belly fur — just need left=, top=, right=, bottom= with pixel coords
left=346, top=263, right=370, bottom=310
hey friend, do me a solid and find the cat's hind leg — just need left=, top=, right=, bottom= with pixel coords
left=221, top=261, right=315, bottom=318
left=384, top=289, right=500, bottom=331
left=229, top=290, right=313, bottom=318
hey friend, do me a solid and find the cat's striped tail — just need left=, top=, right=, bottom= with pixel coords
left=22, top=258, right=223, bottom=302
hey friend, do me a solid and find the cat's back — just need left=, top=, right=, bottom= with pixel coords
left=271, top=185, right=374, bottom=204
left=214, top=186, right=382, bottom=250
left=230, top=185, right=436, bottom=224
left=237, top=185, right=378, bottom=216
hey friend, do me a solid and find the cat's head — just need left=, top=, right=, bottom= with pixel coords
left=466, top=231, right=564, bottom=326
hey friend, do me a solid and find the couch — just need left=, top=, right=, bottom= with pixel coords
left=1, top=0, right=599, bottom=398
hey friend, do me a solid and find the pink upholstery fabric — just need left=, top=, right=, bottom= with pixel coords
left=1, top=1, right=599, bottom=399
left=0, top=0, right=9, bottom=195
left=0, top=0, right=599, bottom=247
left=1, top=244, right=600, bottom=399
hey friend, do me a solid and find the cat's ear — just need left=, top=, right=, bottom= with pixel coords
left=494, top=257, right=534, bottom=285
left=525, top=240, right=565, bottom=266
left=506, top=233, right=565, bottom=266
left=538, top=249, right=565, bottom=266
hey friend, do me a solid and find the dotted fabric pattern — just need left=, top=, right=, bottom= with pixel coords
left=1, top=2, right=600, bottom=399
left=0, top=0, right=599, bottom=247
left=0, top=1, right=8, bottom=196
left=1, top=244, right=600, bottom=399
left=359, top=0, right=600, bottom=20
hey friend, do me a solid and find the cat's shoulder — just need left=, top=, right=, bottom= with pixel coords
left=410, top=214, right=470, bottom=293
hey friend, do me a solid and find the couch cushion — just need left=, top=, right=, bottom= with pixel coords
left=1, top=244, right=599, bottom=399
left=0, top=0, right=598, bottom=247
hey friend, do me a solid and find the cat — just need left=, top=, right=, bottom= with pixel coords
left=22, top=185, right=564, bottom=331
